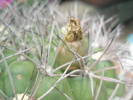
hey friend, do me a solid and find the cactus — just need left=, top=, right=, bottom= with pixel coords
left=0, top=0, right=129, bottom=100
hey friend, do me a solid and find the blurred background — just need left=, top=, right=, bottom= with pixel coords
left=59, top=0, right=133, bottom=41
left=60, top=0, right=133, bottom=23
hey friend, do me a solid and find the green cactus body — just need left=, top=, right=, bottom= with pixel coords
left=0, top=49, right=19, bottom=72
left=35, top=76, right=69, bottom=100
left=64, top=77, right=108, bottom=100
left=3, top=60, right=37, bottom=97
left=95, top=60, right=118, bottom=89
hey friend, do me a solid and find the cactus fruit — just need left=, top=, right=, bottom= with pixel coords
left=54, top=18, right=89, bottom=71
